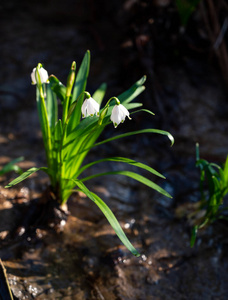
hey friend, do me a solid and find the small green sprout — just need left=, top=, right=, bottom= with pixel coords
left=191, top=144, right=228, bottom=247
left=5, top=51, right=174, bottom=256
left=0, top=157, right=23, bottom=177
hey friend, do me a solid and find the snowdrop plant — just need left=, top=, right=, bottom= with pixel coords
left=6, top=51, right=173, bottom=256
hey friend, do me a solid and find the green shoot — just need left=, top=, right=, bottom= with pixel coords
left=0, top=157, right=23, bottom=176
left=191, top=144, right=228, bottom=246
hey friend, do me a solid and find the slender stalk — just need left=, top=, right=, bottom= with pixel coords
left=36, top=69, right=53, bottom=180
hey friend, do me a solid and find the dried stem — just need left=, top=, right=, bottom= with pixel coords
left=0, top=259, right=14, bottom=300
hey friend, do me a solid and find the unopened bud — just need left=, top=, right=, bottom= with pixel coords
left=66, top=61, right=76, bottom=97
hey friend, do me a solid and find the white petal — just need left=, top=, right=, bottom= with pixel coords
left=119, top=104, right=130, bottom=118
left=110, top=105, right=121, bottom=126
left=81, top=99, right=88, bottom=118
left=31, top=66, right=48, bottom=85
left=81, top=97, right=99, bottom=118
left=31, top=68, right=37, bottom=84
left=110, top=104, right=131, bottom=127
left=87, top=98, right=99, bottom=116
left=39, top=67, right=49, bottom=83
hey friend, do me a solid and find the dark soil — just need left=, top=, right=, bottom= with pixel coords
left=0, top=1, right=228, bottom=299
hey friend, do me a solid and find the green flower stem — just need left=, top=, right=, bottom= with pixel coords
left=36, top=67, right=54, bottom=184
left=98, top=97, right=119, bottom=125
left=105, top=96, right=120, bottom=107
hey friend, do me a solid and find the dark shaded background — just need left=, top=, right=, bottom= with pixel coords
left=0, top=0, right=227, bottom=156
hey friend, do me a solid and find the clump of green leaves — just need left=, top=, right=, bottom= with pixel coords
left=6, top=51, right=173, bottom=256
left=191, top=144, right=228, bottom=246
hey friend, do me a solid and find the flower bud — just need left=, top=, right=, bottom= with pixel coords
left=31, top=65, right=48, bottom=85
left=66, top=61, right=76, bottom=97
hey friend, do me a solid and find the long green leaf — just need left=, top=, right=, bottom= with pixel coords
left=119, top=76, right=146, bottom=104
left=93, top=129, right=174, bottom=148
left=71, top=50, right=90, bottom=104
left=46, top=84, right=58, bottom=131
left=68, top=50, right=90, bottom=131
left=74, top=180, right=140, bottom=257
left=92, top=82, right=107, bottom=106
left=131, top=108, right=155, bottom=116
left=5, top=167, right=48, bottom=188
left=65, top=127, right=174, bottom=163
left=76, top=156, right=165, bottom=179
left=81, top=170, right=172, bottom=198
left=123, top=103, right=143, bottom=110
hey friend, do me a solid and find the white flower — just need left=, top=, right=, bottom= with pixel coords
left=31, top=66, right=49, bottom=85
left=110, top=104, right=131, bottom=128
left=81, top=97, right=99, bottom=118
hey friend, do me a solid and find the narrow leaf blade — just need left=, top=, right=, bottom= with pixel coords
left=119, top=76, right=146, bottom=104
left=92, top=82, right=107, bottom=106
left=77, top=156, right=165, bottom=179
left=81, top=170, right=172, bottom=198
left=93, top=129, right=174, bottom=148
left=74, top=180, right=140, bottom=257
left=5, top=167, right=48, bottom=188
left=46, top=84, right=58, bottom=130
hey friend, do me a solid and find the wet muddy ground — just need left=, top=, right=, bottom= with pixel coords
left=1, top=1, right=228, bottom=299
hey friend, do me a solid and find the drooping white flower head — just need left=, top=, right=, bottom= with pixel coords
left=110, top=104, right=131, bottom=128
left=31, top=66, right=49, bottom=85
left=81, top=97, right=99, bottom=118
